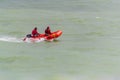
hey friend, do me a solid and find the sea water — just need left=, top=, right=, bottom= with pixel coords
left=0, top=0, right=120, bottom=80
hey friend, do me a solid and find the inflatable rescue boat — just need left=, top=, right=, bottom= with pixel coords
left=23, top=30, right=62, bottom=42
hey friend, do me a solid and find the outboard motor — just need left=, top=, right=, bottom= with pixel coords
left=26, top=34, right=32, bottom=38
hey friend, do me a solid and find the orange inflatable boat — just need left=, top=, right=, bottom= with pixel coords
left=23, top=30, right=62, bottom=42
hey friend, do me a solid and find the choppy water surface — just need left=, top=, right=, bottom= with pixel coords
left=0, top=0, right=120, bottom=80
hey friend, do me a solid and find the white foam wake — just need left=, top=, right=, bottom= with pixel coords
left=24, top=37, right=45, bottom=43
left=0, top=36, right=47, bottom=43
left=0, top=36, right=23, bottom=43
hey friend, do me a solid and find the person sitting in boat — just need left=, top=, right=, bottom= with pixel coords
left=45, top=26, right=51, bottom=36
left=32, top=27, right=40, bottom=37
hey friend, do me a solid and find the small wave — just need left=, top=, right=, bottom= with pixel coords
left=0, top=36, right=23, bottom=43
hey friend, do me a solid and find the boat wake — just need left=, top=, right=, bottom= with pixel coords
left=0, top=35, right=45, bottom=43
left=24, top=37, right=45, bottom=43
left=0, top=36, right=23, bottom=43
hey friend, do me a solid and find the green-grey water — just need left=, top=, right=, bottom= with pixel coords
left=0, top=0, right=120, bottom=80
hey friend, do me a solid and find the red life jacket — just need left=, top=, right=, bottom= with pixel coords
left=45, top=27, right=51, bottom=35
left=32, top=29, right=39, bottom=36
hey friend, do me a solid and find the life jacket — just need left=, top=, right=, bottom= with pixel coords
left=45, top=28, right=51, bottom=35
left=32, top=29, right=38, bottom=36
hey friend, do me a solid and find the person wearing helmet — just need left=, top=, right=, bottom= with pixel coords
left=32, top=27, right=40, bottom=37
left=45, top=26, right=51, bottom=36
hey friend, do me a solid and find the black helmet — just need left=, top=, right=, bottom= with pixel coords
left=34, top=27, right=37, bottom=30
